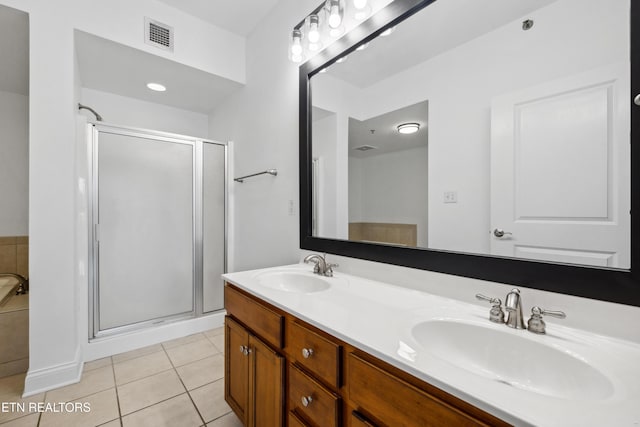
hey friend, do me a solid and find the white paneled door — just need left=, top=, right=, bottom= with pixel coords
left=490, top=63, right=630, bottom=268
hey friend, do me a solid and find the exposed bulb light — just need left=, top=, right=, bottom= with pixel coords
left=290, top=29, right=303, bottom=55
left=356, top=42, right=369, bottom=51
left=307, top=15, right=320, bottom=43
left=146, top=82, right=166, bottom=92
left=397, top=123, right=420, bottom=134
left=380, top=26, right=395, bottom=37
left=328, top=0, right=343, bottom=29
left=353, top=0, right=367, bottom=8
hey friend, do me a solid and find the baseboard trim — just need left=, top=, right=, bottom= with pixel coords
left=23, top=346, right=83, bottom=397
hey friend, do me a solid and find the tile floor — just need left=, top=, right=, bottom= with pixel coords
left=0, top=327, right=244, bottom=427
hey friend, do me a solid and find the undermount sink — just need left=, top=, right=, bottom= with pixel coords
left=411, top=320, right=614, bottom=401
left=256, top=271, right=331, bottom=293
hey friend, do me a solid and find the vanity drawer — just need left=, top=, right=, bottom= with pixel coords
left=288, top=411, right=310, bottom=427
left=347, top=353, right=489, bottom=427
left=289, top=363, right=340, bottom=427
left=287, top=321, right=341, bottom=388
left=224, top=284, right=283, bottom=349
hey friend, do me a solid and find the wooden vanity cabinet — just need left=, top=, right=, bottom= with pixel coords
left=224, top=283, right=510, bottom=427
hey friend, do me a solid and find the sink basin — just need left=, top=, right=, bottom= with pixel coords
left=411, top=320, right=614, bottom=400
left=256, top=271, right=331, bottom=293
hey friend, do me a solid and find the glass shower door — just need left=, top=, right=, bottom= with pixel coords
left=96, top=130, right=195, bottom=332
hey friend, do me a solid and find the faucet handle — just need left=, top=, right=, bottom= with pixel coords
left=325, top=263, right=339, bottom=277
left=475, top=294, right=505, bottom=324
left=527, top=306, right=566, bottom=334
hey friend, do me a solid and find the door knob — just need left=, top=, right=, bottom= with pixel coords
left=493, top=228, right=513, bottom=238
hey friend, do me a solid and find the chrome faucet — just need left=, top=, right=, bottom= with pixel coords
left=477, top=288, right=566, bottom=334
left=504, top=288, right=526, bottom=329
left=303, top=253, right=338, bottom=277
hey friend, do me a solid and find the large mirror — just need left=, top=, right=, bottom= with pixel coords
left=300, top=0, right=640, bottom=306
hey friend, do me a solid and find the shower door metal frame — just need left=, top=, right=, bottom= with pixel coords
left=88, top=123, right=228, bottom=340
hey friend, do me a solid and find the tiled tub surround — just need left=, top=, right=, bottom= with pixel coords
left=0, top=236, right=29, bottom=379
left=0, top=237, right=28, bottom=279
left=0, top=293, right=29, bottom=379
left=223, top=263, right=640, bottom=427
left=0, top=327, right=243, bottom=427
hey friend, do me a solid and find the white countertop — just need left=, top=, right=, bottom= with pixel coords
left=223, top=263, right=640, bottom=426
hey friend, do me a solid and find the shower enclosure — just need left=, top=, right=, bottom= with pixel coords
left=88, top=123, right=226, bottom=339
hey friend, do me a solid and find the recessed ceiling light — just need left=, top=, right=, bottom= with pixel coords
left=380, top=26, right=396, bottom=37
left=146, top=82, right=166, bottom=92
left=397, top=122, right=420, bottom=134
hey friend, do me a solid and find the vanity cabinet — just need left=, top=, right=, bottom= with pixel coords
left=224, top=283, right=509, bottom=427
left=224, top=288, right=285, bottom=427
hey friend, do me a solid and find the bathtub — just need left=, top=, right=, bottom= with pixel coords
left=0, top=276, right=20, bottom=306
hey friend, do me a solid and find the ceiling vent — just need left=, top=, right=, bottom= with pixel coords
left=354, top=145, right=377, bottom=151
left=145, top=17, right=174, bottom=52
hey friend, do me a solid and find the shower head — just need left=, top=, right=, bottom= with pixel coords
left=78, top=103, right=103, bottom=121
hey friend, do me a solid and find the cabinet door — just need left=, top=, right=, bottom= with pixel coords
left=225, top=316, right=249, bottom=424
left=248, top=335, right=284, bottom=427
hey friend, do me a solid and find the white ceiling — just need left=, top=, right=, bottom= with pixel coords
left=155, top=0, right=280, bottom=36
left=348, top=101, right=428, bottom=158
left=326, top=0, right=558, bottom=88
left=75, top=31, right=243, bottom=114
left=0, top=5, right=28, bottom=96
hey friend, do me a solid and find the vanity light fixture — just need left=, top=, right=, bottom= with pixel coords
left=327, top=0, right=344, bottom=28
left=397, top=122, right=420, bottom=134
left=291, top=0, right=383, bottom=63
left=146, top=82, right=166, bottom=92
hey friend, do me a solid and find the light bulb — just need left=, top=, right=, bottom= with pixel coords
left=328, top=1, right=342, bottom=28
left=290, top=30, right=302, bottom=55
left=353, top=0, right=367, bottom=9
left=307, top=15, right=320, bottom=43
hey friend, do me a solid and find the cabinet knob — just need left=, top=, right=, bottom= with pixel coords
left=301, top=395, right=313, bottom=407
left=301, top=348, right=314, bottom=359
left=239, top=345, right=251, bottom=356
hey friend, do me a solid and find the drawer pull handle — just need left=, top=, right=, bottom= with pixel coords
left=301, top=396, right=313, bottom=407
left=301, top=348, right=314, bottom=359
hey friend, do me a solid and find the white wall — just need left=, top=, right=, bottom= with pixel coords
left=208, top=0, right=319, bottom=272
left=0, top=0, right=246, bottom=395
left=80, top=88, right=209, bottom=137
left=349, top=145, right=429, bottom=247
left=0, top=90, right=28, bottom=236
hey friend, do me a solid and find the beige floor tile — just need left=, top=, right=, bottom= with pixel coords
left=189, top=379, right=230, bottom=423
left=161, top=333, right=205, bottom=350
left=0, top=413, right=40, bottom=427
left=176, top=354, right=224, bottom=390
left=97, top=420, right=121, bottom=427
left=117, top=369, right=185, bottom=415
left=207, top=334, right=225, bottom=354
left=165, top=338, right=217, bottom=367
left=203, top=327, right=224, bottom=340
left=84, top=357, right=112, bottom=372
left=121, top=393, right=202, bottom=427
left=0, top=374, right=45, bottom=424
left=114, top=351, right=172, bottom=385
left=207, top=412, right=242, bottom=427
left=45, top=365, right=114, bottom=403
left=39, top=388, right=119, bottom=427
left=111, top=344, right=164, bottom=364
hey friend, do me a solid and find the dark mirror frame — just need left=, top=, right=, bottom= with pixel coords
left=299, top=0, right=640, bottom=307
